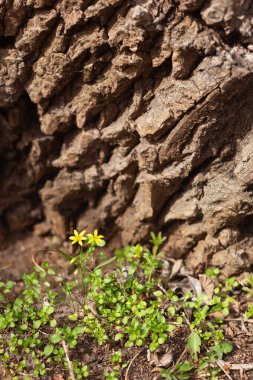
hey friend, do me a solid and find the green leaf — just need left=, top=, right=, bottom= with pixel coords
left=115, top=333, right=124, bottom=341
left=177, top=316, right=183, bottom=325
left=167, top=306, right=176, bottom=316
left=33, top=320, right=41, bottom=329
left=219, top=342, right=233, bottom=354
left=177, top=361, right=193, bottom=373
left=125, top=340, right=133, bottom=348
left=158, top=335, right=167, bottom=344
left=50, top=333, right=62, bottom=344
left=5, top=281, right=16, bottom=289
left=167, top=324, right=176, bottom=333
left=212, top=342, right=233, bottom=359
left=68, top=313, right=78, bottom=321
left=160, top=369, right=173, bottom=379
left=47, top=268, right=55, bottom=275
left=44, top=344, right=54, bottom=357
left=69, top=340, right=77, bottom=348
left=153, top=290, right=163, bottom=298
left=222, top=307, right=229, bottom=316
left=188, top=331, right=201, bottom=358
left=150, top=341, right=159, bottom=352
left=20, top=324, right=28, bottom=331
left=94, top=256, right=117, bottom=270
left=44, top=305, right=54, bottom=315
left=53, top=248, right=72, bottom=261
left=50, top=319, right=57, bottom=328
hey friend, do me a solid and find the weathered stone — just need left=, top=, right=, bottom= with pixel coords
left=1, top=0, right=253, bottom=277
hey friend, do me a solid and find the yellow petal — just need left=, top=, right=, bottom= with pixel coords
left=74, top=229, right=79, bottom=237
left=94, top=229, right=98, bottom=236
left=79, top=230, right=86, bottom=236
left=69, top=236, right=75, bottom=240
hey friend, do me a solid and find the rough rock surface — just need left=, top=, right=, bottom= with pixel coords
left=1, top=0, right=253, bottom=276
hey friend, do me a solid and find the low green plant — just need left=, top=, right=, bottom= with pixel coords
left=0, top=229, right=249, bottom=379
left=160, top=361, right=193, bottom=380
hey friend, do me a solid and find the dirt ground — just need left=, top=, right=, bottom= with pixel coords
left=0, top=233, right=61, bottom=280
left=1, top=320, right=253, bottom=379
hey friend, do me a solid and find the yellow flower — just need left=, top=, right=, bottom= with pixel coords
left=69, top=229, right=86, bottom=246
left=86, top=229, right=104, bottom=246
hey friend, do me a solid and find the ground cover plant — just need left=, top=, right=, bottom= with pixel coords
left=0, top=231, right=253, bottom=379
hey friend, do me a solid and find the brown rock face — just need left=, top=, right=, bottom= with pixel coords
left=1, top=0, right=253, bottom=275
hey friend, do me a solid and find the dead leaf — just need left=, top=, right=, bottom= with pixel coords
left=210, top=311, right=223, bottom=318
left=170, top=259, right=183, bottom=279
left=87, top=299, right=99, bottom=316
left=199, top=274, right=215, bottom=299
left=161, top=260, right=170, bottom=280
left=0, top=367, right=12, bottom=380
left=223, top=325, right=234, bottom=337
left=222, top=363, right=231, bottom=372
left=152, top=375, right=161, bottom=380
left=148, top=346, right=173, bottom=368
left=53, top=375, right=64, bottom=380
left=231, top=300, right=240, bottom=314
left=151, top=367, right=162, bottom=373
left=186, top=275, right=202, bottom=298
left=157, top=351, right=173, bottom=367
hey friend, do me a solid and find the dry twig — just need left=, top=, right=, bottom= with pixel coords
left=125, top=348, right=145, bottom=380
left=229, top=363, right=253, bottom=371
left=174, top=346, right=188, bottom=367
left=216, top=360, right=234, bottom=380
left=62, top=340, right=76, bottom=380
